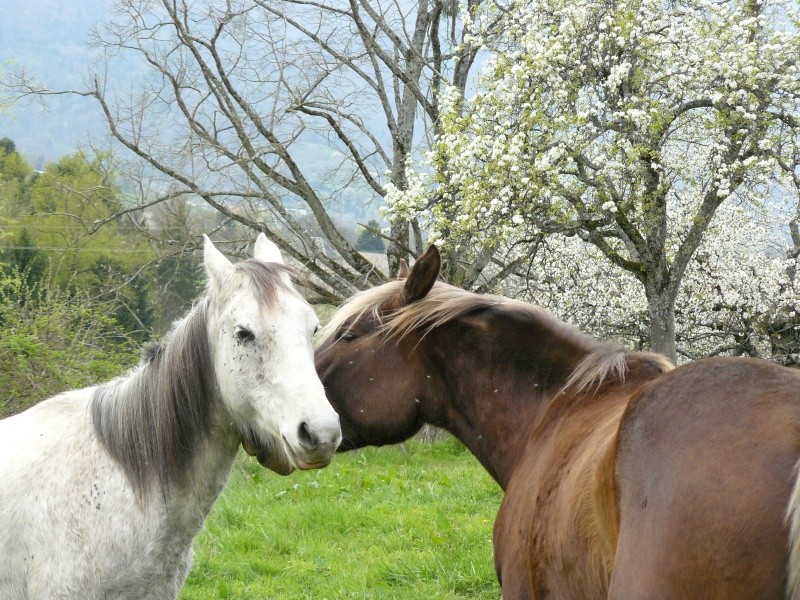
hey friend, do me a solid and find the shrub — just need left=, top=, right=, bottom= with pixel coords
left=0, top=271, right=138, bottom=416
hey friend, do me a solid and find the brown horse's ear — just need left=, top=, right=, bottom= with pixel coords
left=402, top=245, right=441, bottom=305
left=396, top=259, right=410, bottom=279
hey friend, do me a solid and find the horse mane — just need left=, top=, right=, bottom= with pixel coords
left=561, top=347, right=629, bottom=394
left=320, top=280, right=502, bottom=343
left=322, top=280, right=673, bottom=393
left=91, top=259, right=297, bottom=497
left=564, top=347, right=675, bottom=394
left=91, top=301, right=215, bottom=497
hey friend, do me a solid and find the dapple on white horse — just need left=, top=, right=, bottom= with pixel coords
left=0, top=234, right=341, bottom=599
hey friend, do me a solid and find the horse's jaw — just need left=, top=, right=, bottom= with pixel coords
left=240, top=425, right=337, bottom=475
left=240, top=430, right=295, bottom=475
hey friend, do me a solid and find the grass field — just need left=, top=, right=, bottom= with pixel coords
left=180, top=438, right=503, bottom=599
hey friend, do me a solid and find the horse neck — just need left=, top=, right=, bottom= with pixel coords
left=423, top=315, right=589, bottom=490
left=92, top=301, right=240, bottom=508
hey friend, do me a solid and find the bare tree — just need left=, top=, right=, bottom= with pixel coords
left=14, top=0, right=487, bottom=302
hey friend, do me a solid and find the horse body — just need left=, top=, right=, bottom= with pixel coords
left=0, top=387, right=227, bottom=599
left=609, top=357, right=800, bottom=600
left=0, top=234, right=341, bottom=599
left=315, top=244, right=800, bottom=599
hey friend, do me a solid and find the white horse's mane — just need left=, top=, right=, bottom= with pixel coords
left=91, top=299, right=214, bottom=497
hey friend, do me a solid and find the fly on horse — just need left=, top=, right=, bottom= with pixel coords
left=0, top=234, right=341, bottom=599
left=316, top=244, right=800, bottom=599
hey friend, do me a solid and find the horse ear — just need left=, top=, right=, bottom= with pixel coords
left=396, top=259, right=410, bottom=279
left=203, top=234, right=233, bottom=289
left=402, top=245, right=441, bottom=305
left=253, top=232, right=284, bottom=264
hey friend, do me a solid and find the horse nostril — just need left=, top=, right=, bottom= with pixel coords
left=298, top=421, right=317, bottom=450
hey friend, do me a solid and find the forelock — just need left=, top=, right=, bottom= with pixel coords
left=318, top=280, right=404, bottom=343
left=319, top=280, right=500, bottom=343
left=221, top=259, right=301, bottom=309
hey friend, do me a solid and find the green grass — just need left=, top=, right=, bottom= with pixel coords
left=180, top=438, right=503, bottom=599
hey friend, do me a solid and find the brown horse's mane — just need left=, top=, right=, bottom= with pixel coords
left=321, top=280, right=672, bottom=393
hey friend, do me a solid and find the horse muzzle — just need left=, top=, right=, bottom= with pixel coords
left=287, top=417, right=341, bottom=469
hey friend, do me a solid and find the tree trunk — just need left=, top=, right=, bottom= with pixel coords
left=645, top=287, right=678, bottom=364
left=789, top=200, right=800, bottom=285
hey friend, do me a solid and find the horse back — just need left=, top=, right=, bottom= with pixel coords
left=611, top=357, right=800, bottom=599
left=0, top=391, right=94, bottom=598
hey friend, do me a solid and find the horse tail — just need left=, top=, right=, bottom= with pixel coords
left=786, top=460, right=800, bottom=600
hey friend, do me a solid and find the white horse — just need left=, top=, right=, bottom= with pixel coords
left=0, top=234, right=341, bottom=599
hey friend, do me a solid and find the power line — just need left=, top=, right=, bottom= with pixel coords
left=0, top=224, right=193, bottom=232
left=1, top=246, right=157, bottom=254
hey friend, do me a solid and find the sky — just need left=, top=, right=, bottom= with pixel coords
left=0, top=0, right=110, bottom=165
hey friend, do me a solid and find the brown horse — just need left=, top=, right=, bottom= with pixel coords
left=315, top=244, right=800, bottom=599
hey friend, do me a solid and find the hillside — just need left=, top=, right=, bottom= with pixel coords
left=0, top=0, right=383, bottom=221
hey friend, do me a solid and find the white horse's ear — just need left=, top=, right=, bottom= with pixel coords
left=253, top=232, right=284, bottom=264
left=203, top=235, right=233, bottom=289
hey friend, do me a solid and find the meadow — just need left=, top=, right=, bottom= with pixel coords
left=180, top=438, right=503, bottom=599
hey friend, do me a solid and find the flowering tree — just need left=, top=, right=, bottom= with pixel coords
left=389, top=0, right=800, bottom=361
left=495, top=202, right=798, bottom=364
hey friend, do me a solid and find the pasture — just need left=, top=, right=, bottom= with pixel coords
left=181, top=438, right=502, bottom=599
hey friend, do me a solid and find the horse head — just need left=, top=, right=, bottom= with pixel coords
left=315, top=245, right=442, bottom=450
left=205, top=234, right=341, bottom=474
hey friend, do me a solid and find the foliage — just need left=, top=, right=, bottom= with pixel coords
left=355, top=220, right=386, bottom=253
left=182, top=439, right=502, bottom=599
left=2, top=228, right=47, bottom=290
left=20, top=153, right=151, bottom=284
left=0, top=270, right=137, bottom=416
left=0, top=138, right=15, bottom=155
left=0, top=147, right=158, bottom=339
left=146, top=196, right=207, bottom=334
left=0, top=138, right=34, bottom=217
left=387, top=0, right=800, bottom=361
left=0, top=142, right=146, bottom=414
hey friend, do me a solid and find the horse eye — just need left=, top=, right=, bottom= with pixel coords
left=313, top=325, right=319, bottom=336
left=234, top=326, right=255, bottom=343
left=338, top=330, right=357, bottom=343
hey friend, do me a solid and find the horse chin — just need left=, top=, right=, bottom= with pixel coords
left=255, top=448, right=295, bottom=476
left=241, top=432, right=295, bottom=476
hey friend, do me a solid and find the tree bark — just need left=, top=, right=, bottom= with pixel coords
left=645, top=285, right=678, bottom=364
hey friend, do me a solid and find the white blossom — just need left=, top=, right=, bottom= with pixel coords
left=388, top=0, right=800, bottom=361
